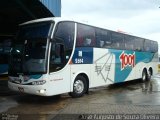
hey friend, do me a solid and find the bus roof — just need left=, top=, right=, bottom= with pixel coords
left=19, top=17, right=157, bottom=43
left=20, top=17, right=76, bottom=26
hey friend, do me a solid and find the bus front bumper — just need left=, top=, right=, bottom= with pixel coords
left=8, top=81, right=48, bottom=96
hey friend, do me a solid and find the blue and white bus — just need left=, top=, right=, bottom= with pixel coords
left=8, top=18, right=158, bottom=97
left=0, top=37, right=12, bottom=77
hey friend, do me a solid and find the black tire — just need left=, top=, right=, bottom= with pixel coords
left=69, top=75, right=87, bottom=98
left=141, top=69, right=147, bottom=82
left=147, top=69, right=152, bottom=81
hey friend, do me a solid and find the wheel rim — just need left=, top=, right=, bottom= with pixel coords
left=74, top=80, right=84, bottom=94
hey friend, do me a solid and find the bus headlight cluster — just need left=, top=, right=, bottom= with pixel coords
left=23, top=76, right=30, bottom=82
left=39, top=89, right=46, bottom=94
left=32, top=80, right=46, bottom=85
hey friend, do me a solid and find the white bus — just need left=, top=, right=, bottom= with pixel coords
left=8, top=18, right=158, bottom=97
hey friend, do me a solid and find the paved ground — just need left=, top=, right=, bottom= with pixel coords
left=0, top=75, right=160, bottom=120
left=0, top=79, right=16, bottom=96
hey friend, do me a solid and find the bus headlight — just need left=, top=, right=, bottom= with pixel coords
left=32, top=80, right=46, bottom=85
left=39, top=89, right=46, bottom=94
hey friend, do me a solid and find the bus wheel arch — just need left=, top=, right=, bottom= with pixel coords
left=80, top=73, right=89, bottom=94
left=69, top=73, right=89, bottom=98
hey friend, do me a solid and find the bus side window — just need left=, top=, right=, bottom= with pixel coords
left=153, top=41, right=158, bottom=53
left=54, top=21, right=75, bottom=62
left=134, top=38, right=144, bottom=51
left=150, top=41, right=158, bottom=53
left=76, top=32, right=84, bottom=46
left=76, top=24, right=95, bottom=47
left=144, top=40, right=151, bottom=52
left=50, top=43, right=65, bottom=72
left=111, top=32, right=124, bottom=49
left=124, top=35, right=134, bottom=50
left=95, top=28, right=111, bottom=48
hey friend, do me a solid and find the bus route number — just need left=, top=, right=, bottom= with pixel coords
left=75, top=58, right=83, bottom=64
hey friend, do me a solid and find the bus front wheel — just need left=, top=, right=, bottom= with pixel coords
left=69, top=75, right=87, bottom=98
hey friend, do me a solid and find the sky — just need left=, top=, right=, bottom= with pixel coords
left=61, top=0, right=160, bottom=51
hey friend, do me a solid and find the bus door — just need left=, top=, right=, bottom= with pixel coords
left=48, top=42, right=71, bottom=94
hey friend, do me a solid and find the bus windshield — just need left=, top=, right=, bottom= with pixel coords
left=9, top=22, right=53, bottom=75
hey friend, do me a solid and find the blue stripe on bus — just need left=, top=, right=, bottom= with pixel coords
left=109, top=49, right=154, bottom=83
left=72, top=48, right=154, bottom=83
left=0, top=64, right=8, bottom=74
left=72, top=47, right=93, bottom=64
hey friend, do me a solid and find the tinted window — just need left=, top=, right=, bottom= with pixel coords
left=50, top=43, right=65, bottom=72
left=150, top=41, right=158, bottom=53
left=111, top=32, right=124, bottom=49
left=133, top=37, right=144, bottom=51
left=54, top=21, right=75, bottom=62
left=54, top=22, right=75, bottom=49
left=124, top=35, right=134, bottom=50
left=154, top=41, right=158, bottom=52
left=95, top=28, right=111, bottom=48
left=144, top=40, right=151, bottom=52
left=50, top=21, right=75, bottom=72
left=18, top=22, right=51, bottom=39
left=76, top=24, right=95, bottom=47
left=144, top=40, right=158, bottom=53
left=25, top=41, right=46, bottom=59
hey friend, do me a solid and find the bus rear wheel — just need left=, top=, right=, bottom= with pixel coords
left=147, top=69, right=152, bottom=81
left=69, top=75, right=87, bottom=98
